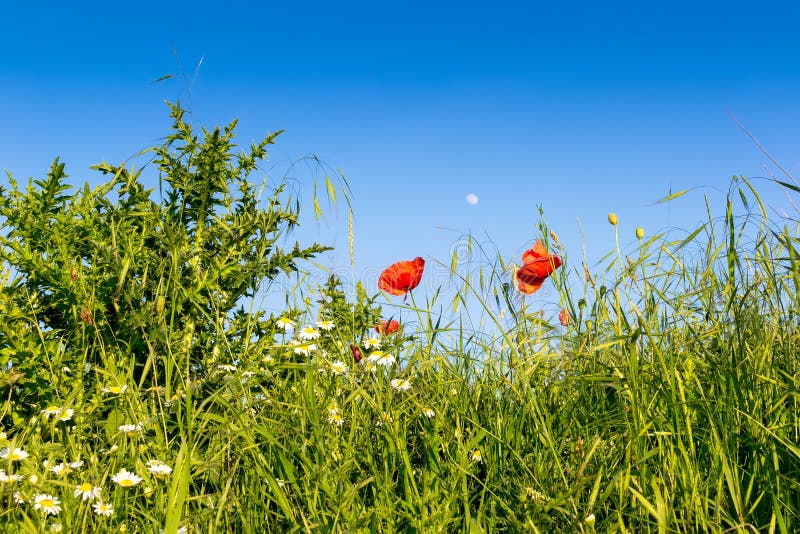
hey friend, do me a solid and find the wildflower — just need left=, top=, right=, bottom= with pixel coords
left=101, top=385, right=127, bottom=395
left=275, top=317, right=295, bottom=330
left=217, top=364, right=237, bottom=372
left=0, top=447, right=29, bottom=461
left=33, top=493, right=62, bottom=516
left=291, top=341, right=317, bottom=356
left=328, top=412, right=344, bottom=426
left=68, top=459, right=84, bottom=470
left=558, top=308, right=571, bottom=326
left=0, top=470, right=23, bottom=483
left=50, top=462, right=73, bottom=476
left=367, top=350, right=395, bottom=367
left=316, top=320, right=335, bottom=331
left=58, top=408, right=74, bottom=422
left=118, top=423, right=143, bottom=435
left=363, top=337, right=381, bottom=349
left=378, top=257, right=425, bottom=296
left=470, top=449, right=483, bottom=463
left=421, top=407, right=436, bottom=418
left=146, top=460, right=173, bottom=477
left=298, top=326, right=320, bottom=341
left=514, top=240, right=562, bottom=295
left=92, top=501, right=114, bottom=517
left=375, top=319, right=400, bottom=335
left=42, top=406, right=63, bottom=419
left=111, top=468, right=143, bottom=488
left=49, top=524, right=63, bottom=532
left=74, top=482, right=102, bottom=501
left=390, top=378, right=412, bottom=391
left=607, top=212, right=618, bottom=226
left=14, top=491, right=26, bottom=504
left=584, top=513, right=596, bottom=525
left=636, top=227, right=645, bottom=239
left=330, top=360, right=347, bottom=376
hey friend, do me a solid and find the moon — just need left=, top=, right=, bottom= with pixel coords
left=465, top=193, right=479, bottom=205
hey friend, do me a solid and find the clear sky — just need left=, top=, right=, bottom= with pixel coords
left=2, top=1, right=799, bottom=318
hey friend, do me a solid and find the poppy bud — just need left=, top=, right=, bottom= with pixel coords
left=607, top=212, right=618, bottom=226
left=636, top=227, right=645, bottom=239
left=558, top=309, right=571, bottom=326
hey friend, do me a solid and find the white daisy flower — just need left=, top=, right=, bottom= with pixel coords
left=41, top=406, right=63, bottom=419
left=330, top=360, right=347, bottom=376
left=57, top=408, right=74, bottom=422
left=470, top=449, right=483, bottom=463
left=316, top=320, right=335, bottom=331
left=390, top=378, right=412, bottom=391
left=101, top=385, right=127, bottom=395
left=0, top=448, right=29, bottom=461
left=92, top=501, right=114, bottom=517
left=33, top=493, right=62, bottom=515
left=368, top=351, right=395, bottom=367
left=421, top=407, right=436, bottom=418
left=363, top=337, right=381, bottom=349
left=146, top=460, right=173, bottom=477
left=118, top=423, right=142, bottom=435
left=292, top=342, right=317, bottom=356
left=328, top=412, right=344, bottom=426
left=297, top=326, right=320, bottom=341
left=74, top=482, right=102, bottom=501
left=0, top=469, right=23, bottom=483
left=111, top=468, right=142, bottom=488
left=275, top=317, right=295, bottom=330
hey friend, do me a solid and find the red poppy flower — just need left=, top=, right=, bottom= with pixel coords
left=378, top=257, right=425, bottom=296
left=514, top=240, right=562, bottom=295
left=349, top=343, right=363, bottom=363
left=376, top=319, right=400, bottom=335
left=558, top=308, right=571, bottom=326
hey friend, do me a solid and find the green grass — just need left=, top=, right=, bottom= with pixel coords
left=0, top=108, right=798, bottom=532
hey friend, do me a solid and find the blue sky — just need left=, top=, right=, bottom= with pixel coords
left=2, top=1, right=799, bottom=316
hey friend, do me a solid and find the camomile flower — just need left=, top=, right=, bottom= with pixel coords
left=118, top=423, right=143, bottom=435
left=316, top=320, right=335, bottom=331
left=33, top=493, right=62, bottom=516
left=390, top=378, right=412, bottom=391
left=57, top=408, right=74, bottom=422
left=146, top=460, right=173, bottom=477
left=92, top=501, right=114, bottom=517
left=74, top=482, right=102, bottom=501
left=421, top=407, right=436, bottom=418
left=292, top=342, right=317, bottom=356
left=41, top=406, right=63, bottom=419
left=0, top=447, right=29, bottom=461
left=330, top=360, right=347, bottom=376
left=68, top=460, right=84, bottom=470
left=297, top=326, right=320, bottom=341
left=101, top=385, right=127, bottom=395
left=275, top=317, right=295, bottom=330
left=111, top=469, right=142, bottom=488
left=470, top=449, right=483, bottom=463
left=363, top=337, right=381, bottom=349
left=369, top=351, right=396, bottom=367
left=0, top=470, right=23, bottom=483
left=50, top=462, right=72, bottom=476
left=328, top=412, right=344, bottom=426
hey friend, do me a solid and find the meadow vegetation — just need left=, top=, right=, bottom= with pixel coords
left=0, top=105, right=798, bottom=532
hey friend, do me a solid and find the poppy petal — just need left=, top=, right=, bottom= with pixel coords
left=378, top=257, right=425, bottom=296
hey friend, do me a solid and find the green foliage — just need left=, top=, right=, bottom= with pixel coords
left=0, top=113, right=798, bottom=533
